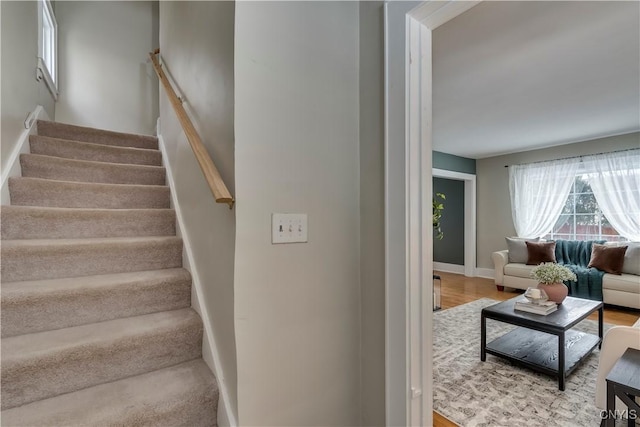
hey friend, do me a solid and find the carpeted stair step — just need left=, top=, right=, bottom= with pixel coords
left=1, top=206, right=175, bottom=239
left=1, top=236, right=183, bottom=282
left=1, top=268, right=192, bottom=337
left=9, top=177, right=170, bottom=209
left=20, top=153, right=166, bottom=185
left=30, top=134, right=163, bottom=166
left=1, top=308, right=203, bottom=410
left=37, top=120, right=158, bottom=149
left=1, top=206, right=176, bottom=239
left=0, top=359, right=218, bottom=426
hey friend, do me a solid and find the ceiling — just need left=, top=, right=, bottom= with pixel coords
left=432, top=1, right=640, bottom=159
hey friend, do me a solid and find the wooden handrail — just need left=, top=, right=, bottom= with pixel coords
left=149, top=49, right=234, bottom=209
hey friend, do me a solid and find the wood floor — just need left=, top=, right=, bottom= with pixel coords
left=431, top=271, right=640, bottom=427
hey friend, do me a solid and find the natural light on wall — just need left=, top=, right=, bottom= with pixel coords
left=38, top=0, right=58, bottom=99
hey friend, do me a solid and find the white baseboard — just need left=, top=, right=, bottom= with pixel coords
left=156, top=125, right=237, bottom=427
left=475, top=267, right=495, bottom=280
left=433, top=263, right=495, bottom=280
left=433, top=262, right=465, bottom=275
left=1, top=106, right=49, bottom=205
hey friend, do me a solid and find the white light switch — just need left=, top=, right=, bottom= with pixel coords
left=272, top=213, right=308, bottom=244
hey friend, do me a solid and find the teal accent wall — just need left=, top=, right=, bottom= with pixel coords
left=432, top=151, right=474, bottom=266
left=433, top=177, right=465, bottom=265
left=433, top=151, right=476, bottom=174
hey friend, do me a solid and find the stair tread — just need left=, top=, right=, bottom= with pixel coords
left=30, top=135, right=162, bottom=166
left=0, top=359, right=217, bottom=427
left=20, top=153, right=166, bottom=185
left=1, top=205, right=175, bottom=214
left=1, top=268, right=192, bottom=337
left=37, top=120, right=158, bottom=149
left=9, top=177, right=170, bottom=209
left=2, top=267, right=190, bottom=294
left=1, top=235, right=183, bottom=282
left=2, top=235, right=182, bottom=248
left=2, top=308, right=203, bottom=410
left=9, top=176, right=168, bottom=189
left=2, top=308, right=198, bottom=359
left=1, top=206, right=176, bottom=240
left=22, top=153, right=165, bottom=171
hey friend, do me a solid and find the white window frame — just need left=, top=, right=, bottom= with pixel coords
left=37, top=0, right=58, bottom=100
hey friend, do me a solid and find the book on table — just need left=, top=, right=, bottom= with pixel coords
left=514, top=300, right=558, bottom=315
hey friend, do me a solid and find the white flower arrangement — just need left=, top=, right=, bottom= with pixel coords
left=530, top=262, right=577, bottom=285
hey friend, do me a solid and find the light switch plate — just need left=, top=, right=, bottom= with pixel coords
left=272, top=213, right=308, bottom=244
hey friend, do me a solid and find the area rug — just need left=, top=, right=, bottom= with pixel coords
left=434, top=298, right=611, bottom=427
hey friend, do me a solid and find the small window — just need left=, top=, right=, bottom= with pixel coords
left=38, top=0, right=58, bottom=98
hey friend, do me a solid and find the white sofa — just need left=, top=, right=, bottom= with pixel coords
left=492, top=249, right=640, bottom=310
left=595, top=319, right=640, bottom=423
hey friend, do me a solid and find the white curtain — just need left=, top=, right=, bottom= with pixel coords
left=509, top=158, right=580, bottom=238
left=583, top=149, right=640, bottom=241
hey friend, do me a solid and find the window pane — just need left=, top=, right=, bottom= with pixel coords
left=601, top=216, right=620, bottom=237
left=40, top=0, right=56, bottom=85
left=603, top=235, right=627, bottom=242
left=575, top=175, right=592, bottom=193
left=575, top=192, right=597, bottom=214
left=576, top=214, right=599, bottom=236
left=553, top=215, right=573, bottom=234
left=561, top=195, right=574, bottom=214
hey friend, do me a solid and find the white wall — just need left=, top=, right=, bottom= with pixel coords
left=158, top=1, right=237, bottom=423
left=1, top=0, right=56, bottom=174
left=477, top=132, right=640, bottom=269
left=234, top=2, right=361, bottom=425
left=55, top=1, right=158, bottom=135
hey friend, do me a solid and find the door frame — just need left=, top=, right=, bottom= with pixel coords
left=384, top=1, right=481, bottom=425
left=432, top=168, right=477, bottom=277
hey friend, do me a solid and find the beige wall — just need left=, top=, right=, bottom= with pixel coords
left=359, top=1, right=385, bottom=425
left=477, top=132, right=640, bottom=269
left=158, top=1, right=237, bottom=422
left=1, top=0, right=56, bottom=174
left=234, top=2, right=361, bottom=425
left=55, top=1, right=158, bottom=135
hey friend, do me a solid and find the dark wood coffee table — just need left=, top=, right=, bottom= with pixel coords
left=481, top=295, right=603, bottom=391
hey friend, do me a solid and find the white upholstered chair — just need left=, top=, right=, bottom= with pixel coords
left=595, top=319, right=640, bottom=423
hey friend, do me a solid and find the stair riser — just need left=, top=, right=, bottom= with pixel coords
left=1, top=207, right=176, bottom=240
left=1, top=239, right=183, bottom=282
left=9, top=178, right=170, bottom=209
left=1, top=316, right=202, bottom=410
left=37, top=121, right=158, bottom=149
left=20, top=154, right=166, bottom=186
left=1, top=272, right=192, bottom=337
left=30, top=135, right=162, bottom=166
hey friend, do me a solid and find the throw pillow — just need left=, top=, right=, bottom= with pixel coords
left=526, top=241, right=556, bottom=265
left=588, top=244, right=628, bottom=275
left=622, top=243, right=640, bottom=275
left=506, top=237, right=541, bottom=263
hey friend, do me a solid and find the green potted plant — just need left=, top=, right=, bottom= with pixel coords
left=433, top=192, right=445, bottom=240
left=530, top=262, right=577, bottom=303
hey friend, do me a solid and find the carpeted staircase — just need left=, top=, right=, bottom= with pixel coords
left=1, top=121, right=218, bottom=426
